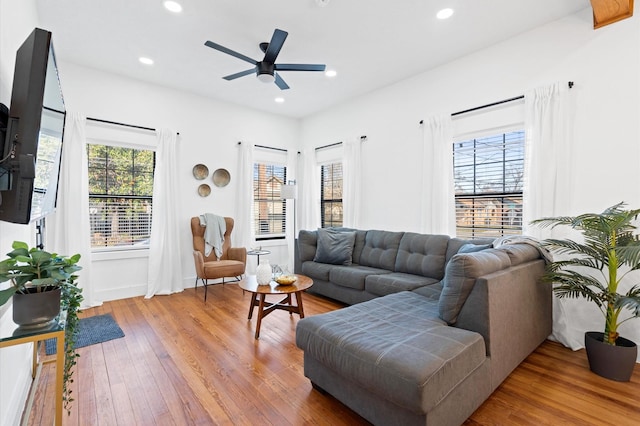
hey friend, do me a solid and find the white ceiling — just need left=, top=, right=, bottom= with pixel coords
left=35, top=0, right=589, bottom=119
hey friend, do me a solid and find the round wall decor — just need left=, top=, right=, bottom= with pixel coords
left=198, top=183, right=211, bottom=197
left=193, top=164, right=209, bottom=180
left=212, top=168, right=231, bottom=187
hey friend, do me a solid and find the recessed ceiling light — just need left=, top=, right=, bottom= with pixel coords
left=139, top=57, right=154, bottom=65
left=325, top=70, right=337, bottom=77
left=436, top=8, right=454, bottom=20
left=163, top=1, right=183, bottom=13
left=275, top=97, right=285, bottom=103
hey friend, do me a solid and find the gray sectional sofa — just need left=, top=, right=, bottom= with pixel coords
left=294, top=228, right=551, bottom=426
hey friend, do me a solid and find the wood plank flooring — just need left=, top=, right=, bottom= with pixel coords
left=26, top=283, right=640, bottom=425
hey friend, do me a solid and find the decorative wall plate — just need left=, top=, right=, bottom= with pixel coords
left=212, top=168, right=231, bottom=187
left=198, top=183, right=211, bottom=197
left=193, top=164, right=209, bottom=180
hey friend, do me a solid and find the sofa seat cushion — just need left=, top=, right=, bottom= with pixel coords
left=203, top=260, right=245, bottom=277
left=301, top=260, right=334, bottom=281
left=329, top=265, right=391, bottom=290
left=296, top=291, right=487, bottom=414
left=365, top=272, right=440, bottom=297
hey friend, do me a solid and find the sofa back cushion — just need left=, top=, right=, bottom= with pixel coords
left=298, top=230, right=319, bottom=262
left=439, top=248, right=511, bottom=324
left=358, top=230, right=404, bottom=271
left=394, top=233, right=450, bottom=279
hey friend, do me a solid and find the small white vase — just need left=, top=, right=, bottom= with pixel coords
left=256, top=259, right=272, bottom=285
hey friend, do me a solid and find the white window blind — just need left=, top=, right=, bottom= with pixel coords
left=453, top=130, right=524, bottom=239
left=253, top=163, right=287, bottom=239
left=87, top=144, right=154, bottom=249
left=321, top=162, right=343, bottom=228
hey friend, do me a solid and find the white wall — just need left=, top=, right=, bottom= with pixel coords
left=300, top=9, right=640, bottom=231
left=0, top=2, right=43, bottom=425
left=58, top=62, right=298, bottom=302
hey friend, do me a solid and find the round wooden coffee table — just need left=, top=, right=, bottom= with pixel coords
left=238, top=274, right=313, bottom=339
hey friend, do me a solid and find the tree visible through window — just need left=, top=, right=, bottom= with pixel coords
left=253, top=163, right=286, bottom=239
left=453, top=131, right=524, bottom=238
left=87, top=145, right=155, bottom=248
left=321, top=162, right=343, bottom=227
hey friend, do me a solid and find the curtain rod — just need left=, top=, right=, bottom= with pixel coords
left=315, top=136, right=368, bottom=151
left=86, top=116, right=180, bottom=135
left=419, top=81, right=574, bottom=124
left=237, top=141, right=287, bottom=153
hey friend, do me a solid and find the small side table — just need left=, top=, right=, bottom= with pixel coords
left=0, top=314, right=66, bottom=425
left=247, top=249, right=271, bottom=265
left=238, top=274, right=313, bottom=339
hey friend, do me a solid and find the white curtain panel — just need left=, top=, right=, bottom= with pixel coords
left=145, top=129, right=184, bottom=297
left=521, top=82, right=605, bottom=355
left=342, top=137, right=362, bottom=228
left=420, top=115, right=456, bottom=235
left=298, top=147, right=321, bottom=232
left=234, top=141, right=255, bottom=250
left=522, top=81, right=574, bottom=238
left=49, top=112, right=97, bottom=307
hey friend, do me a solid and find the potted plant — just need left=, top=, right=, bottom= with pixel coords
left=532, top=202, right=640, bottom=381
left=0, top=240, right=83, bottom=413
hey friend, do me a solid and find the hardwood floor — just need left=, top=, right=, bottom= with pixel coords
left=26, top=283, right=640, bottom=425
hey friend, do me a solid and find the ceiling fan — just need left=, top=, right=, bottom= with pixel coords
left=204, top=29, right=326, bottom=90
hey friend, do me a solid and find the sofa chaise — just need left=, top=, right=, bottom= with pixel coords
left=294, top=228, right=551, bottom=426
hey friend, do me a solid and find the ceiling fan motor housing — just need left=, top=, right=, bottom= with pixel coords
left=257, top=61, right=275, bottom=82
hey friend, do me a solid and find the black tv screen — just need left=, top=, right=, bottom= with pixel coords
left=0, top=28, right=65, bottom=224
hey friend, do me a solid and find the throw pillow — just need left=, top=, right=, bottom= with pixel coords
left=457, top=243, right=492, bottom=254
left=314, top=228, right=356, bottom=265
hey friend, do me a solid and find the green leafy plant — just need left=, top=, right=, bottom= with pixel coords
left=0, top=241, right=83, bottom=414
left=532, top=202, right=640, bottom=345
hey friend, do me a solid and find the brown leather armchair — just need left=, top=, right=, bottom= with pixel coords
left=191, top=216, right=247, bottom=301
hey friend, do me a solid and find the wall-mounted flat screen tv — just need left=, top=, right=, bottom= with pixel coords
left=0, top=28, right=65, bottom=224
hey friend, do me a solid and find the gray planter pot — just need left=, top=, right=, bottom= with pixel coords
left=584, top=331, right=637, bottom=382
left=13, top=286, right=61, bottom=329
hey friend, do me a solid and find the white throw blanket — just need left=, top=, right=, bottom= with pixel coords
left=199, top=213, right=226, bottom=259
left=492, top=235, right=554, bottom=263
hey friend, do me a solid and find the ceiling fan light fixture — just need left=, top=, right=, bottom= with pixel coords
left=139, top=57, right=154, bottom=65
left=325, top=69, right=337, bottom=77
left=275, top=97, right=285, bottom=103
left=257, top=72, right=275, bottom=83
left=163, top=1, right=183, bottom=13
left=436, top=8, right=454, bottom=20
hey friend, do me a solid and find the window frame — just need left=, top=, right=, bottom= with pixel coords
left=453, top=129, right=524, bottom=239
left=87, top=143, right=156, bottom=252
left=320, top=161, right=343, bottom=228
left=253, top=162, right=287, bottom=241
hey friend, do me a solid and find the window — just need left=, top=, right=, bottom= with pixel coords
left=453, top=130, right=524, bottom=239
left=321, top=162, right=343, bottom=227
left=87, top=144, right=155, bottom=249
left=253, top=163, right=286, bottom=239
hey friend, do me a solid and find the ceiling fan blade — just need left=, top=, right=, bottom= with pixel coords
left=274, top=73, right=290, bottom=90
left=223, top=68, right=257, bottom=80
left=263, top=29, right=288, bottom=63
left=205, top=40, right=257, bottom=66
left=275, top=64, right=326, bottom=72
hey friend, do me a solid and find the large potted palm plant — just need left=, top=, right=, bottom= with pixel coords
left=532, top=202, right=640, bottom=381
